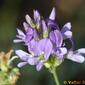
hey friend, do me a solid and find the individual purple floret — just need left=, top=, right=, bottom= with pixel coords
left=14, top=7, right=85, bottom=71
left=16, top=50, right=43, bottom=71
left=67, top=48, right=85, bottom=63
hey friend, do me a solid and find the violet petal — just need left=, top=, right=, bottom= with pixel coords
left=23, top=22, right=29, bottom=31
left=50, top=30, right=63, bottom=47
left=18, top=62, right=28, bottom=67
left=13, top=39, right=23, bottom=43
left=34, top=10, right=40, bottom=22
left=36, top=62, right=43, bottom=71
left=16, top=50, right=32, bottom=61
left=17, top=28, right=25, bottom=37
left=38, top=38, right=53, bottom=60
left=49, top=8, right=56, bottom=20
left=28, top=57, right=38, bottom=65
left=28, top=39, right=39, bottom=56
left=42, top=20, right=47, bottom=32
left=25, top=14, right=32, bottom=25
left=78, top=48, right=85, bottom=54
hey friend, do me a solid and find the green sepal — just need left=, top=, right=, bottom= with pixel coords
left=44, top=56, right=62, bottom=69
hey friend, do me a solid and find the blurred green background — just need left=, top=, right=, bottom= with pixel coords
left=0, top=0, right=85, bottom=85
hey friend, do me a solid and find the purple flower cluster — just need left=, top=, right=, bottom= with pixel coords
left=14, top=8, right=85, bottom=71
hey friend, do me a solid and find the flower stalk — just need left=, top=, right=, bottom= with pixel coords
left=51, top=68, right=60, bottom=85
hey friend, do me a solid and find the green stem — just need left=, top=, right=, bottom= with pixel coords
left=51, top=69, right=60, bottom=85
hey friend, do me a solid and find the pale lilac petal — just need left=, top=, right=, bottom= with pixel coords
left=64, top=31, right=72, bottom=38
left=42, top=20, right=48, bottom=38
left=13, top=39, right=23, bottom=43
left=44, top=40, right=53, bottom=60
left=16, top=35, right=24, bottom=39
left=34, top=10, right=40, bottom=22
left=34, top=10, right=40, bottom=29
left=25, top=35, right=33, bottom=44
left=49, top=8, right=56, bottom=20
left=26, top=27, right=34, bottom=35
left=38, top=39, right=53, bottom=60
left=18, top=62, right=28, bottom=67
left=42, top=20, right=47, bottom=32
left=54, top=30, right=63, bottom=47
left=33, top=29, right=39, bottom=40
left=25, top=14, right=32, bottom=25
left=49, top=31, right=56, bottom=44
left=61, top=22, right=72, bottom=39
left=36, top=62, right=43, bottom=71
left=17, top=29, right=25, bottom=37
left=67, top=51, right=85, bottom=63
left=36, top=21, right=40, bottom=29
left=67, top=54, right=85, bottom=63
left=25, top=35, right=33, bottom=43
left=28, top=39, right=39, bottom=56
left=28, top=58, right=38, bottom=65
left=63, top=22, right=71, bottom=30
left=47, top=20, right=59, bottom=30
left=25, top=28, right=34, bottom=43
left=16, top=50, right=32, bottom=61
left=78, top=48, right=85, bottom=53
left=59, top=47, right=67, bottom=55
left=23, top=22, right=29, bottom=31
left=50, top=30, right=63, bottom=47
left=55, top=47, right=67, bottom=58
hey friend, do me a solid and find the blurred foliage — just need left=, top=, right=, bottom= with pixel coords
left=0, top=0, right=85, bottom=85
left=0, top=50, right=20, bottom=85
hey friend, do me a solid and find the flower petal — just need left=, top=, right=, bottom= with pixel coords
left=47, top=20, right=59, bottom=30
left=78, top=48, right=85, bottom=53
left=38, top=38, right=53, bottom=60
left=50, top=30, right=63, bottom=47
left=13, top=39, right=23, bottom=43
left=44, top=40, right=53, bottom=60
left=42, top=20, right=48, bottom=38
left=49, top=8, right=56, bottom=20
left=63, top=22, right=71, bottom=30
left=59, top=47, right=67, bottom=55
left=28, top=39, right=39, bottom=56
left=61, top=22, right=72, bottom=39
left=25, top=28, right=34, bottom=43
left=67, top=51, right=85, bottom=63
left=33, top=29, right=39, bottom=40
left=49, top=31, right=56, bottom=44
left=23, top=22, right=29, bottom=31
left=17, top=28, right=25, bottom=37
left=25, top=14, right=32, bottom=25
left=36, top=62, right=43, bottom=71
left=64, top=31, right=72, bottom=38
left=18, top=62, right=27, bottom=67
left=34, top=10, right=40, bottom=22
left=26, top=27, right=34, bottom=35
left=28, top=57, right=38, bottom=65
left=16, top=50, right=32, bottom=61
left=55, top=47, right=67, bottom=58
left=42, top=20, right=47, bottom=32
